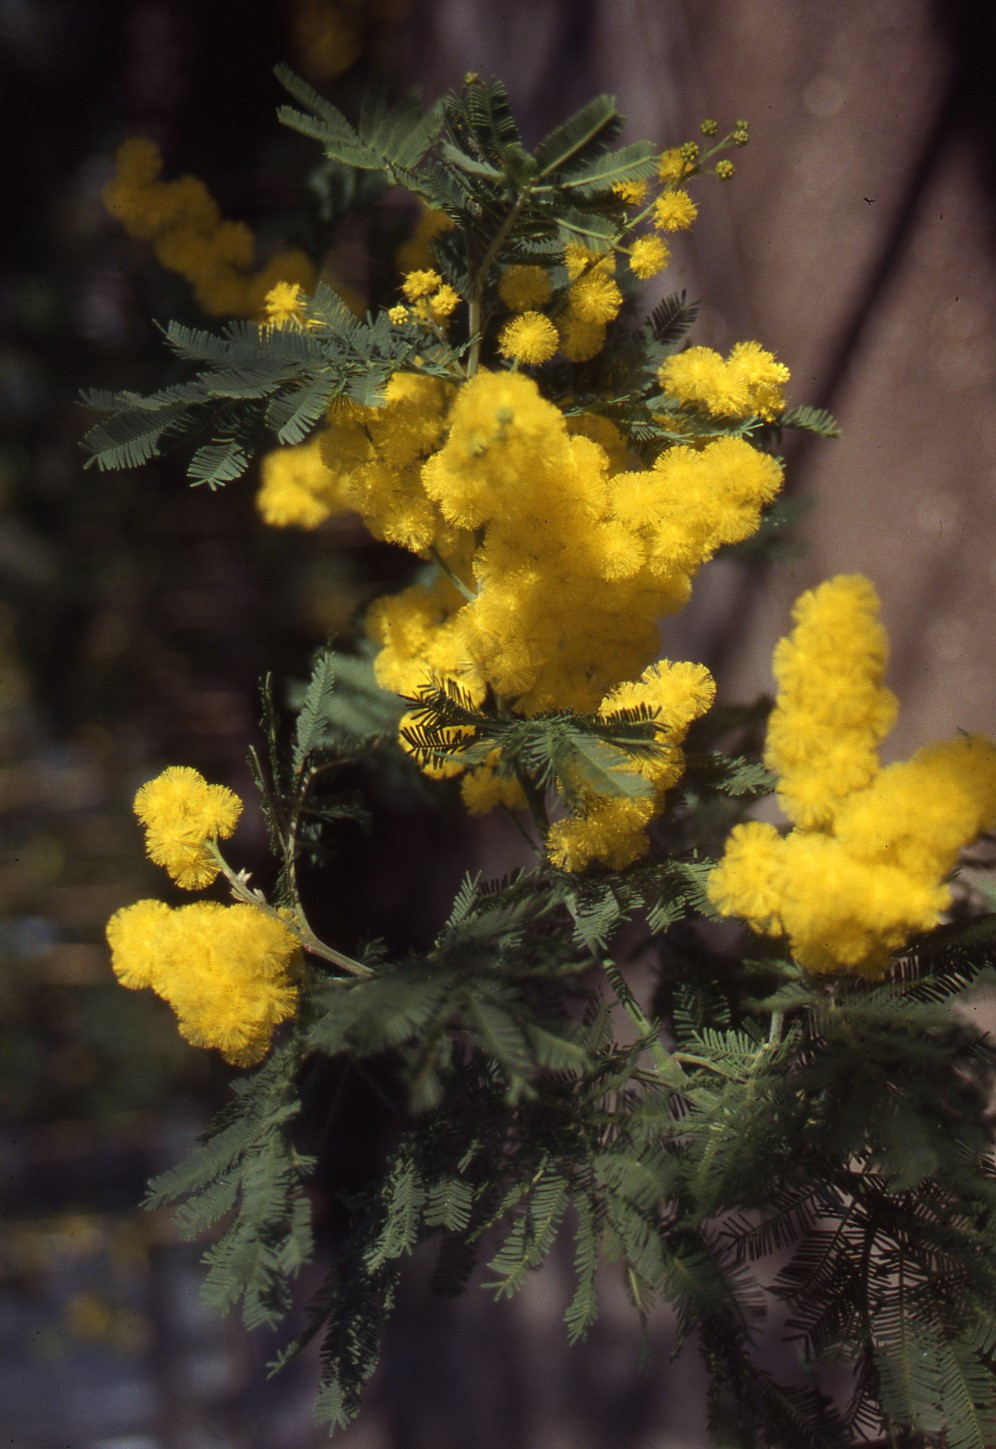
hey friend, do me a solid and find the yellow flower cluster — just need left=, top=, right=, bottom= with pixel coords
left=104, top=138, right=316, bottom=317
left=108, top=766, right=301, bottom=1062
left=708, top=576, right=996, bottom=976
left=392, top=270, right=462, bottom=328
left=133, top=765, right=242, bottom=889
left=106, top=899, right=299, bottom=1065
left=558, top=246, right=623, bottom=361
left=547, top=660, right=716, bottom=871
left=765, top=575, right=897, bottom=828
left=256, top=373, right=457, bottom=544
left=364, top=369, right=781, bottom=812
left=660, top=342, right=791, bottom=421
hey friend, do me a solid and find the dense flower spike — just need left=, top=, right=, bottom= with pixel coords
left=133, top=766, right=242, bottom=889
left=708, top=576, right=996, bottom=975
left=765, top=575, right=896, bottom=828
left=106, top=900, right=300, bottom=1064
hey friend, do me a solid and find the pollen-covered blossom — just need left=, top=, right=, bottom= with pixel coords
left=658, top=147, right=689, bottom=182
left=318, top=373, right=456, bottom=554
left=629, top=236, right=670, bottom=279
left=498, top=265, right=553, bottom=311
left=106, top=899, right=300, bottom=1064
left=103, top=138, right=316, bottom=317
left=256, top=435, right=351, bottom=529
left=548, top=660, right=717, bottom=871
left=612, top=178, right=650, bottom=206
left=653, top=190, right=698, bottom=232
left=133, top=766, right=242, bottom=889
left=765, top=576, right=896, bottom=829
left=498, top=311, right=559, bottom=365
left=708, top=575, right=996, bottom=976
left=376, top=370, right=781, bottom=722
left=399, top=271, right=461, bottom=327
left=262, top=281, right=308, bottom=329
left=660, top=342, right=790, bottom=421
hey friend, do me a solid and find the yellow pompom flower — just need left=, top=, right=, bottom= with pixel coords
left=725, top=341, right=791, bottom=421
left=657, top=148, right=689, bottom=183
left=612, top=178, right=649, bottom=206
left=498, top=265, right=554, bottom=311
left=568, top=271, right=623, bottom=325
left=497, top=311, right=559, bottom=365
left=106, top=900, right=300, bottom=1065
left=400, top=269, right=442, bottom=300
left=557, top=314, right=607, bottom=362
left=653, top=189, right=698, bottom=232
left=133, top=766, right=242, bottom=889
left=765, top=575, right=897, bottom=829
left=256, top=435, right=351, bottom=530
left=659, top=346, right=751, bottom=417
left=629, top=236, right=670, bottom=279
left=262, top=280, right=308, bottom=329
left=563, top=244, right=615, bottom=282
left=709, top=576, right=996, bottom=977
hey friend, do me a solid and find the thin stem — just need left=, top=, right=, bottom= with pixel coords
left=429, top=545, right=476, bottom=602
left=466, top=190, right=528, bottom=377
left=600, top=958, right=684, bottom=1081
left=209, top=844, right=373, bottom=978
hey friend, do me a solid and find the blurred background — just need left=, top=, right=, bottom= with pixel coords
left=1, top=0, right=993, bottom=1444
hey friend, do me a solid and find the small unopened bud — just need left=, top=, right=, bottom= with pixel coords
left=715, top=160, right=735, bottom=180
left=732, top=129, right=750, bottom=147
left=700, top=118, right=718, bottom=136
left=679, top=141, right=700, bottom=163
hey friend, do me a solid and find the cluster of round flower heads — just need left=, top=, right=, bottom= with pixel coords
left=708, top=576, right=996, bottom=976
left=107, top=767, right=300, bottom=1064
left=104, top=139, right=317, bottom=318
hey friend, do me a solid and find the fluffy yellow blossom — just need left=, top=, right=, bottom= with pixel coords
left=262, top=280, right=308, bottom=328
left=548, top=795, right=657, bottom=873
left=659, top=342, right=790, bottom=421
left=557, top=314, right=607, bottom=362
left=563, top=244, right=615, bottom=282
left=725, top=342, right=791, bottom=420
left=709, top=576, right=996, bottom=976
left=612, top=178, right=649, bottom=206
left=388, top=304, right=409, bottom=324
left=498, top=265, right=554, bottom=311
left=653, top=190, right=698, bottom=232
left=568, top=271, right=623, bottom=325
left=133, top=766, right=242, bottom=889
left=548, top=660, right=716, bottom=872
left=103, top=138, right=316, bottom=318
left=459, top=760, right=529, bottom=816
left=657, top=148, right=689, bottom=183
left=256, top=435, right=352, bottom=529
left=106, top=900, right=299, bottom=1064
left=765, top=576, right=897, bottom=829
left=401, top=269, right=443, bottom=300
left=629, top=236, right=670, bottom=279
left=498, top=311, right=559, bottom=365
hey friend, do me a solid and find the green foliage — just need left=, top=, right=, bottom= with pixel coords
left=145, top=1043, right=314, bottom=1330
left=91, top=67, right=996, bottom=1449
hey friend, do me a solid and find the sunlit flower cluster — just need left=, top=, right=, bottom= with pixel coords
left=660, top=342, right=791, bottom=421
left=708, top=576, right=996, bottom=975
left=106, top=898, right=299, bottom=1065
left=109, top=767, right=301, bottom=1063
left=133, top=765, right=242, bottom=889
